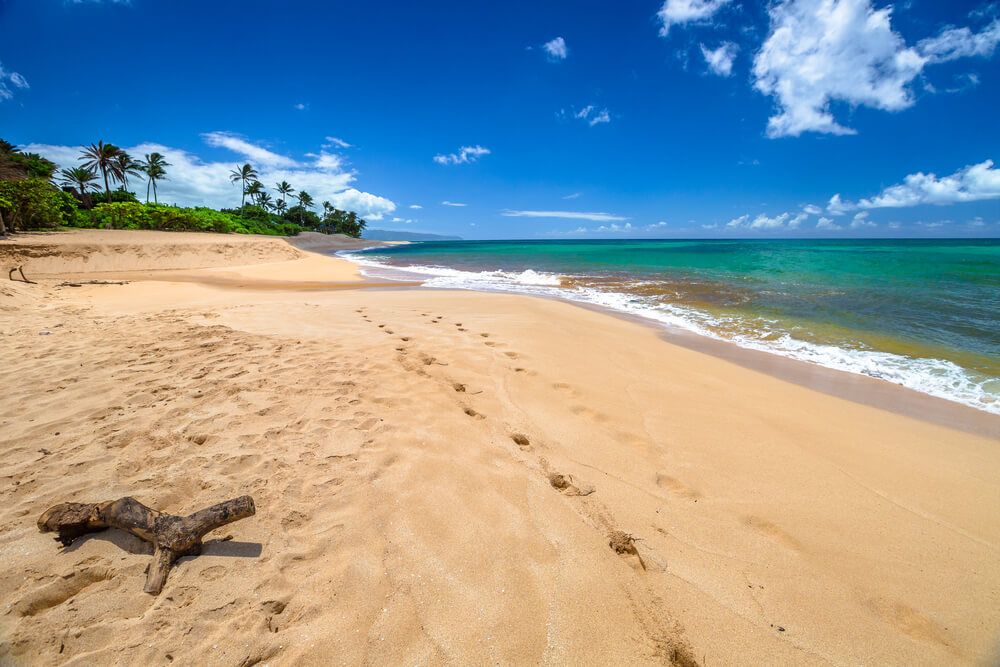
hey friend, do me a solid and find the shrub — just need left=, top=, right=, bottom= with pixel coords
left=72, top=202, right=302, bottom=236
left=0, top=178, right=78, bottom=231
left=80, top=202, right=151, bottom=230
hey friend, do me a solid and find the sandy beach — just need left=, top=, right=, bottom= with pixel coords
left=1, top=230, right=998, bottom=665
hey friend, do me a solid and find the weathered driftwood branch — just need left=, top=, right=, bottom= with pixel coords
left=37, top=496, right=255, bottom=594
left=8, top=265, right=36, bottom=284
left=57, top=280, right=129, bottom=287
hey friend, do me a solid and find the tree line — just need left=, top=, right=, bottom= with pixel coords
left=0, top=138, right=368, bottom=238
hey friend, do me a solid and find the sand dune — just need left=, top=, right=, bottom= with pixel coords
left=1, top=230, right=998, bottom=665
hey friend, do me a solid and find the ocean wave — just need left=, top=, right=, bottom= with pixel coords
left=341, top=252, right=1000, bottom=416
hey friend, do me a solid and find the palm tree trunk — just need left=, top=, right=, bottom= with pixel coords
left=103, top=169, right=111, bottom=203
left=241, top=178, right=246, bottom=207
left=146, top=178, right=152, bottom=204
left=153, top=180, right=158, bottom=204
left=0, top=208, right=7, bottom=236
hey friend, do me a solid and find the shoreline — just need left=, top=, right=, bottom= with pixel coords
left=338, top=254, right=1000, bottom=437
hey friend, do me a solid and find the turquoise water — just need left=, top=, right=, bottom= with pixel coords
left=348, top=239, right=1000, bottom=414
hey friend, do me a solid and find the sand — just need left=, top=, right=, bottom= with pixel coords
left=1, top=229, right=998, bottom=665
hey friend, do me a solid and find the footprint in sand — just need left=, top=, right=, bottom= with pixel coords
left=480, top=333, right=490, bottom=338
left=510, top=433, right=531, bottom=448
left=452, top=382, right=467, bottom=393
left=548, top=471, right=595, bottom=496
left=464, top=407, right=485, bottom=420
left=400, top=336, right=411, bottom=342
left=504, top=351, right=519, bottom=359
left=742, top=515, right=803, bottom=552
left=656, top=473, right=702, bottom=500
left=866, top=598, right=953, bottom=647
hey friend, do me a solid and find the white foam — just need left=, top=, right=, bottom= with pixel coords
left=340, top=251, right=1000, bottom=416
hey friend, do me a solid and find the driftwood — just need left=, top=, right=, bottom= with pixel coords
left=37, top=496, right=255, bottom=594
left=8, top=265, right=35, bottom=284
left=57, top=280, right=129, bottom=287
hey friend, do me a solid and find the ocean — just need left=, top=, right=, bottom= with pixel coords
left=344, top=239, right=1000, bottom=415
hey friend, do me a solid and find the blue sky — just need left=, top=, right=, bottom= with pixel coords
left=1, top=0, right=998, bottom=238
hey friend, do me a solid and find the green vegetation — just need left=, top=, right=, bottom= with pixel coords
left=0, top=137, right=369, bottom=238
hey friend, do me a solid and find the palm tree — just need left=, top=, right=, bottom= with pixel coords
left=296, top=190, right=314, bottom=224
left=245, top=180, right=264, bottom=206
left=58, top=166, right=100, bottom=199
left=137, top=152, right=170, bottom=204
left=275, top=181, right=294, bottom=210
left=229, top=163, right=258, bottom=207
left=112, top=151, right=141, bottom=193
left=80, top=141, right=122, bottom=203
left=275, top=199, right=287, bottom=214
left=257, top=192, right=274, bottom=211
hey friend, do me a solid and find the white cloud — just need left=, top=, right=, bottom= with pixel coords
left=827, top=193, right=851, bottom=215
left=441, top=201, right=466, bottom=207
left=918, top=19, right=1000, bottom=63
left=502, top=209, right=628, bottom=222
left=646, top=221, right=669, bottom=230
left=816, top=217, right=842, bottom=230
left=327, top=188, right=396, bottom=221
left=803, top=204, right=822, bottom=215
left=856, top=160, right=1000, bottom=208
left=850, top=211, right=876, bottom=228
left=389, top=216, right=416, bottom=224
left=202, top=131, right=298, bottom=168
left=0, top=62, right=29, bottom=101
left=701, top=42, right=739, bottom=76
left=543, top=37, right=568, bottom=60
left=658, top=0, right=732, bottom=36
left=409, top=204, right=423, bottom=209
left=25, top=135, right=396, bottom=220
left=596, top=222, right=634, bottom=233
left=753, top=0, right=1000, bottom=138
left=701, top=223, right=719, bottom=229
left=727, top=211, right=809, bottom=229
left=433, top=145, right=490, bottom=165
left=324, top=136, right=353, bottom=149
left=562, top=192, right=581, bottom=200
left=887, top=221, right=901, bottom=229
left=572, top=105, right=612, bottom=126
left=293, top=103, right=308, bottom=111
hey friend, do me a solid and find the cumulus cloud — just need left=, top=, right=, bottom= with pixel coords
left=700, top=42, right=739, bottom=76
left=727, top=211, right=808, bottom=229
left=816, top=217, right=842, bottom=230
left=543, top=37, right=568, bottom=60
left=433, top=145, right=490, bottom=165
left=596, top=222, right=634, bottom=233
left=824, top=160, right=1000, bottom=214
left=827, top=193, right=851, bottom=216
left=0, top=62, right=29, bottom=101
left=850, top=211, right=876, bottom=228
left=753, top=0, right=1000, bottom=138
left=25, top=135, right=396, bottom=220
left=658, top=0, right=732, bottom=36
left=856, top=160, right=1000, bottom=208
left=803, top=204, right=823, bottom=215
left=646, top=221, right=669, bottom=231
left=502, top=210, right=628, bottom=222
